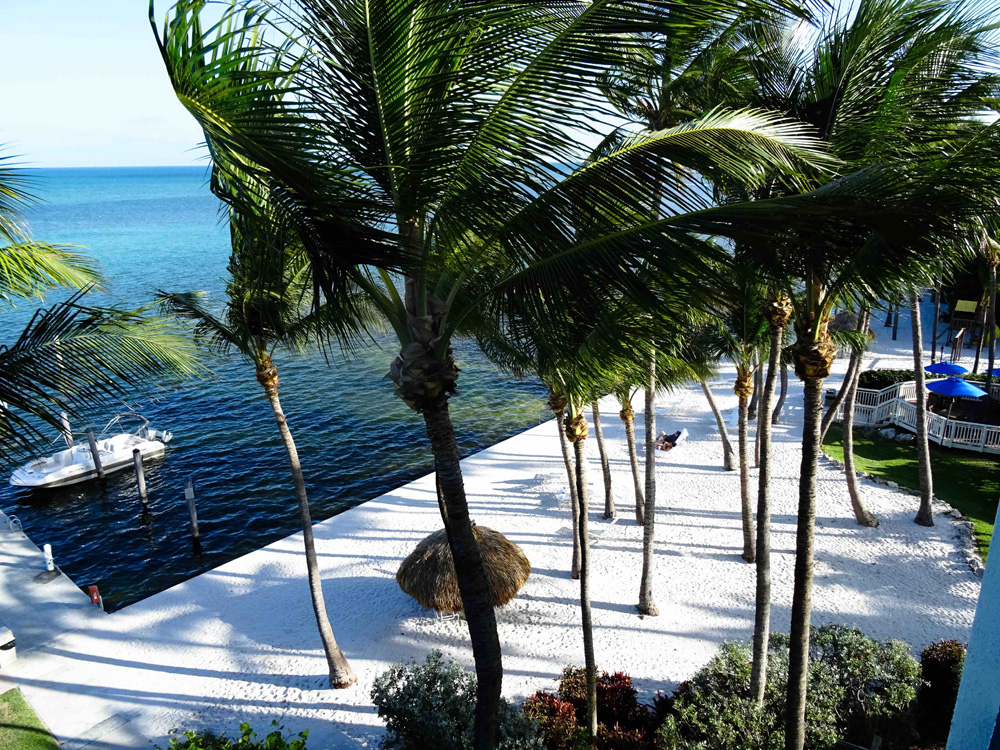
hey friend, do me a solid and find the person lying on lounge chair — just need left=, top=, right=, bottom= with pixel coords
left=655, top=430, right=682, bottom=451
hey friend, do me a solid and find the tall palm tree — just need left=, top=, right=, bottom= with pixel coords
left=617, top=387, right=646, bottom=523
left=0, top=155, right=197, bottom=461
left=910, top=291, right=935, bottom=527
left=707, top=3, right=1000, bottom=743
left=698, top=265, right=771, bottom=563
left=153, top=2, right=863, bottom=743
left=160, top=180, right=362, bottom=688
left=841, top=308, right=879, bottom=528
left=699, top=378, right=736, bottom=471
left=548, top=385, right=581, bottom=578
left=591, top=399, right=616, bottom=519
left=748, top=290, right=790, bottom=702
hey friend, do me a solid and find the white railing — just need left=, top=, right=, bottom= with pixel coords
left=836, top=380, right=1000, bottom=455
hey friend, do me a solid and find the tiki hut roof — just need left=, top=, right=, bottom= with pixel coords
left=396, top=524, right=531, bottom=613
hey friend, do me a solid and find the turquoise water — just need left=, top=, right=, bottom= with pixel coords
left=0, top=167, right=549, bottom=611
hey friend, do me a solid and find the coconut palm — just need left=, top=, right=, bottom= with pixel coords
left=696, top=263, right=771, bottom=563
left=704, top=1, right=1000, bottom=741
left=747, top=289, right=790, bottom=702
left=841, top=308, right=880, bottom=528
left=159, top=175, right=363, bottom=688
left=909, top=291, right=935, bottom=526
left=153, top=1, right=882, bottom=743
left=591, top=399, right=616, bottom=519
left=617, top=387, right=646, bottom=523
left=698, top=378, right=736, bottom=471
left=0, top=155, right=197, bottom=461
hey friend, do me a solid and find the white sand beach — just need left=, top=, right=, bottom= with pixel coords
left=0, top=299, right=983, bottom=749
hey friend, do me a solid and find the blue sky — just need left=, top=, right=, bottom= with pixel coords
left=0, top=1, right=204, bottom=168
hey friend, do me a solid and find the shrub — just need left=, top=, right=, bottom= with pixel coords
left=556, top=668, right=647, bottom=732
left=160, top=723, right=307, bottom=750
left=523, top=693, right=579, bottom=750
left=810, top=625, right=922, bottom=747
left=918, top=640, right=966, bottom=741
left=371, top=651, right=543, bottom=750
left=857, top=369, right=917, bottom=390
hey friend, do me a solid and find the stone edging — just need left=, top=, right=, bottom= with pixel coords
left=819, top=451, right=985, bottom=578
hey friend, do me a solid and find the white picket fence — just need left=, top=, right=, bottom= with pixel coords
left=837, top=379, right=1000, bottom=455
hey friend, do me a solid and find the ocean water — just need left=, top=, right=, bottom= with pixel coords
left=0, top=167, right=549, bottom=611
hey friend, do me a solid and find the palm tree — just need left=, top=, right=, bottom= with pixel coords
left=591, top=399, right=616, bottom=519
left=0, top=155, right=197, bottom=461
left=699, top=378, right=736, bottom=471
left=910, top=291, right=935, bottom=527
left=566, top=397, right=598, bottom=742
left=711, top=3, right=1000, bottom=743
left=160, top=180, right=361, bottom=688
left=153, top=2, right=856, bottom=742
left=748, top=291, right=790, bottom=702
left=698, top=265, right=771, bottom=563
left=841, top=308, right=880, bottom=528
left=617, top=388, right=646, bottom=523
left=548, top=385, right=581, bottom=578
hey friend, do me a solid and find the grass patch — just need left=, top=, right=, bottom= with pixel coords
left=823, top=423, right=998, bottom=561
left=0, top=688, right=58, bottom=750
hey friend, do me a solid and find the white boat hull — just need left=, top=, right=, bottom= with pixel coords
left=10, top=430, right=171, bottom=489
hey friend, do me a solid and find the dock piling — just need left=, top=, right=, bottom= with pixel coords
left=85, top=429, right=105, bottom=480
left=133, top=449, right=147, bottom=504
left=184, top=478, right=199, bottom=540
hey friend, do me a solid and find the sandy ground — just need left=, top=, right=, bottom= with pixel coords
left=0, top=298, right=983, bottom=749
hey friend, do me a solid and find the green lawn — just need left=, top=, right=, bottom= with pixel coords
left=823, top=423, right=998, bottom=561
left=0, top=689, right=58, bottom=750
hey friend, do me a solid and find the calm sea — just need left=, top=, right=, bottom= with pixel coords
left=0, top=166, right=549, bottom=611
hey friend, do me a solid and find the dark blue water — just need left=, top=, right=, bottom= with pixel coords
left=0, top=167, right=548, bottom=611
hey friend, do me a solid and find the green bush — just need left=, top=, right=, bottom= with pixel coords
left=918, top=640, right=966, bottom=741
left=371, top=651, right=543, bottom=750
left=809, top=625, right=921, bottom=747
left=857, top=369, right=917, bottom=390
left=657, top=639, right=840, bottom=750
left=657, top=627, right=921, bottom=750
left=160, top=723, right=307, bottom=750
left=857, top=367, right=995, bottom=391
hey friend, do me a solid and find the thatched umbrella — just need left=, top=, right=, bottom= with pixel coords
left=396, top=524, right=531, bottom=612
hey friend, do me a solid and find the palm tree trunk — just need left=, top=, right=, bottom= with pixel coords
left=748, top=366, right=761, bottom=420
left=592, top=400, right=615, bottom=519
left=749, top=325, right=780, bottom=702
left=258, top=362, right=357, bottom=689
left=842, top=325, right=879, bottom=528
left=753, top=366, right=763, bottom=467
left=699, top=379, right=736, bottom=471
left=619, top=398, right=645, bottom=524
left=973, top=292, right=988, bottom=373
left=422, top=397, right=502, bottom=749
left=931, top=273, right=942, bottom=365
left=986, top=263, right=997, bottom=402
left=911, top=293, right=935, bottom=527
left=638, top=358, right=659, bottom=616
left=568, top=405, right=598, bottom=744
left=784, top=374, right=824, bottom=750
left=821, top=357, right=860, bottom=442
left=550, top=390, right=582, bottom=579
left=772, top=363, right=788, bottom=425
left=737, top=389, right=755, bottom=563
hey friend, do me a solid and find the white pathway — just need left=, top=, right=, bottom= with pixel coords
left=0, top=296, right=982, bottom=749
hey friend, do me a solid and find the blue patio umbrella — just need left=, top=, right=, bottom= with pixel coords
left=926, top=377, right=988, bottom=398
left=925, top=377, right=988, bottom=420
left=925, top=361, right=969, bottom=375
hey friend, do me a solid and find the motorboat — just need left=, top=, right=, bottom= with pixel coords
left=10, top=414, right=172, bottom=489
